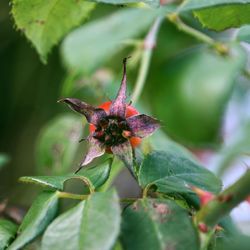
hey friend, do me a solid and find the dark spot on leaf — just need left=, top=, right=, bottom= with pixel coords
left=52, top=143, right=64, bottom=158
left=35, top=19, right=45, bottom=25
left=67, top=125, right=79, bottom=142
left=151, top=202, right=171, bottom=223
left=153, top=202, right=170, bottom=215
left=131, top=202, right=139, bottom=211
left=165, top=242, right=176, bottom=250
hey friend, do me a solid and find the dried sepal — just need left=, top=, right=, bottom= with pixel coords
left=111, top=140, right=133, bottom=171
left=75, top=136, right=105, bottom=173
left=58, top=98, right=106, bottom=126
left=109, top=57, right=129, bottom=118
left=127, top=114, right=160, bottom=138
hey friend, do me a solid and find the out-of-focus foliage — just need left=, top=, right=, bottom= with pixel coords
left=61, top=8, right=165, bottom=74
left=0, top=154, right=9, bottom=171
left=12, top=0, right=95, bottom=62
left=237, top=25, right=250, bottom=43
left=149, top=46, right=245, bottom=144
left=1, top=0, right=250, bottom=249
left=35, top=114, right=83, bottom=174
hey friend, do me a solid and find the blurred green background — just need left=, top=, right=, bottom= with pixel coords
left=1, top=1, right=250, bottom=232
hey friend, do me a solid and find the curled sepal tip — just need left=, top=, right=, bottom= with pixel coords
left=75, top=136, right=105, bottom=174
left=127, top=114, right=160, bottom=138
left=111, top=140, right=133, bottom=172
left=58, top=98, right=106, bottom=126
left=109, top=57, right=130, bottom=118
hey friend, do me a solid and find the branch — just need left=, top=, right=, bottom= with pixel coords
left=196, top=170, right=250, bottom=228
left=131, top=17, right=163, bottom=104
left=167, top=13, right=228, bottom=55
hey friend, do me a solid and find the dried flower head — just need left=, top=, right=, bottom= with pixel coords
left=59, top=58, right=160, bottom=173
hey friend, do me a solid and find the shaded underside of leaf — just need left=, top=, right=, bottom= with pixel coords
left=0, top=219, right=18, bottom=250
left=42, top=190, right=121, bottom=250
left=121, top=198, right=199, bottom=250
left=237, top=25, right=250, bottom=44
left=8, top=191, right=58, bottom=250
left=12, top=0, right=96, bottom=62
left=19, top=159, right=111, bottom=191
left=61, top=7, right=166, bottom=74
left=89, top=0, right=160, bottom=7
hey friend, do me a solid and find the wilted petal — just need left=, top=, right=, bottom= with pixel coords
left=127, top=114, right=160, bottom=138
left=109, top=58, right=128, bottom=118
left=58, top=98, right=106, bottom=125
left=75, top=137, right=105, bottom=173
left=111, top=140, right=133, bottom=171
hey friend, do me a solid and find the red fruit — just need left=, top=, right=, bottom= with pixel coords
left=89, top=101, right=141, bottom=149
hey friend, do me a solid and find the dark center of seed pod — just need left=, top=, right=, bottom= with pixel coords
left=93, top=116, right=132, bottom=146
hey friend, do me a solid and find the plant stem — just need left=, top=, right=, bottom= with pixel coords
left=196, top=170, right=250, bottom=228
left=167, top=14, right=228, bottom=54
left=131, top=17, right=163, bottom=104
left=57, top=191, right=88, bottom=200
left=120, top=198, right=138, bottom=203
left=168, top=14, right=214, bottom=45
left=57, top=191, right=137, bottom=203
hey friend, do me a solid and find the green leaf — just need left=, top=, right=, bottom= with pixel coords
left=178, top=0, right=250, bottom=12
left=237, top=25, right=250, bottom=44
left=121, top=198, right=199, bottom=250
left=12, top=0, right=95, bottom=62
left=41, top=190, right=121, bottom=250
left=193, top=4, right=250, bottom=31
left=36, top=114, right=83, bottom=174
left=8, top=191, right=58, bottom=250
left=19, top=159, right=112, bottom=191
left=0, top=153, right=9, bottom=170
left=0, top=219, right=18, bottom=250
left=139, top=150, right=222, bottom=195
left=89, top=0, right=160, bottom=7
left=61, top=8, right=165, bottom=74
left=178, top=0, right=250, bottom=30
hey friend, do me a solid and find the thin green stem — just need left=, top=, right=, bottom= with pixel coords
left=196, top=170, right=250, bottom=228
left=120, top=198, right=138, bottom=203
left=131, top=17, right=163, bottom=104
left=200, top=229, right=215, bottom=250
left=168, top=14, right=214, bottom=45
left=57, top=191, right=137, bottom=204
left=167, top=14, right=228, bottom=54
left=142, top=183, right=152, bottom=198
left=57, top=191, right=88, bottom=200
